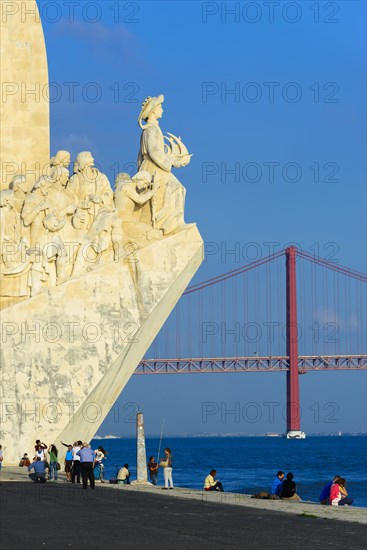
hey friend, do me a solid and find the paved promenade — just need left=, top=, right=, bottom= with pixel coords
left=1, top=468, right=366, bottom=549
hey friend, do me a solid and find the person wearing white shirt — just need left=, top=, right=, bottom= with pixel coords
left=94, top=446, right=106, bottom=483
left=71, top=441, right=82, bottom=484
left=34, top=440, right=47, bottom=461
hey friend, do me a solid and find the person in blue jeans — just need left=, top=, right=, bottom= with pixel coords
left=28, top=457, right=46, bottom=483
left=48, top=444, right=59, bottom=481
left=148, top=456, right=158, bottom=485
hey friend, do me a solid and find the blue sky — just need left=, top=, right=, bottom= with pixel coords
left=39, top=0, right=366, bottom=435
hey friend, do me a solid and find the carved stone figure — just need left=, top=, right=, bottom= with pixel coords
left=0, top=189, right=30, bottom=302
left=47, top=167, right=77, bottom=277
left=137, top=95, right=191, bottom=235
left=28, top=214, right=66, bottom=296
left=48, top=167, right=77, bottom=220
left=71, top=206, right=123, bottom=276
left=50, top=149, right=71, bottom=170
left=62, top=204, right=91, bottom=275
left=89, top=207, right=123, bottom=259
left=21, top=175, right=53, bottom=246
left=9, top=175, right=29, bottom=213
left=9, top=174, right=31, bottom=245
left=68, top=151, right=113, bottom=227
left=114, top=171, right=162, bottom=243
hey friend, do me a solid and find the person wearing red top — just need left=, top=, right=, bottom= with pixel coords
left=329, top=478, right=354, bottom=506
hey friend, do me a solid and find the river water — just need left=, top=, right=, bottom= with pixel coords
left=91, top=435, right=367, bottom=507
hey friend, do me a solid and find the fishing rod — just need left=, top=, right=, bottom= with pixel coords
left=157, top=418, right=165, bottom=463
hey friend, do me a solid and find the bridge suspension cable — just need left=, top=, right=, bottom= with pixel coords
left=183, top=250, right=284, bottom=294
left=297, top=249, right=367, bottom=282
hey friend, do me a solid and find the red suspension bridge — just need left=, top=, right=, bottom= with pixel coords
left=136, top=247, right=367, bottom=438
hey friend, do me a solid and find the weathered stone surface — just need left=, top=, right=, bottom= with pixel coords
left=0, top=1, right=49, bottom=189
left=0, top=225, right=203, bottom=461
left=134, top=412, right=149, bottom=484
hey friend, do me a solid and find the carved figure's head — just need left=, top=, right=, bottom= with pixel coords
left=50, top=150, right=71, bottom=168
left=9, top=174, right=28, bottom=194
left=33, top=175, right=53, bottom=195
left=74, top=151, right=94, bottom=172
left=138, top=95, right=164, bottom=128
left=114, top=172, right=132, bottom=189
left=132, top=170, right=152, bottom=192
left=51, top=166, right=70, bottom=188
left=0, top=189, right=15, bottom=208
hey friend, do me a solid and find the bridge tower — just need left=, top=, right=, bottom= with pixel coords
left=285, top=246, right=306, bottom=439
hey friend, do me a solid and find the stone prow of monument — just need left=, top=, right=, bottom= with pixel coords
left=0, top=2, right=204, bottom=463
left=1, top=225, right=203, bottom=462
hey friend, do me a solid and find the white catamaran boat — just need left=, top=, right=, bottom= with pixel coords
left=285, top=430, right=306, bottom=439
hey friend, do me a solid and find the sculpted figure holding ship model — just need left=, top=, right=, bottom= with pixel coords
left=137, top=94, right=192, bottom=235
left=0, top=95, right=192, bottom=305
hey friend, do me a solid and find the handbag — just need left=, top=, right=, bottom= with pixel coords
left=56, top=462, right=61, bottom=471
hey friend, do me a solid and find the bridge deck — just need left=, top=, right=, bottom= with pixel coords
left=135, top=355, right=367, bottom=374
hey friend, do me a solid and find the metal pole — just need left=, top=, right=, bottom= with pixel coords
left=285, top=246, right=304, bottom=438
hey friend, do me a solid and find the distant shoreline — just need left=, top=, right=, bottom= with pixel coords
left=93, top=433, right=367, bottom=440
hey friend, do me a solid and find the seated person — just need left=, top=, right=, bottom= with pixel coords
left=117, top=464, right=130, bottom=485
left=19, top=453, right=31, bottom=467
left=28, top=456, right=46, bottom=483
left=271, top=471, right=284, bottom=497
left=281, top=472, right=301, bottom=501
left=320, top=475, right=340, bottom=505
left=204, top=469, right=224, bottom=492
left=329, top=478, right=354, bottom=506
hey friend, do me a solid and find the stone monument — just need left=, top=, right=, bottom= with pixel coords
left=0, top=11, right=203, bottom=462
left=133, top=412, right=150, bottom=485
left=0, top=1, right=49, bottom=189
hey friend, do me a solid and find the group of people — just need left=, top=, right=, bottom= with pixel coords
left=60, top=440, right=107, bottom=486
left=320, top=475, right=354, bottom=506
left=148, top=449, right=224, bottom=493
left=271, top=471, right=301, bottom=500
left=1, top=94, right=191, bottom=310
left=148, top=448, right=173, bottom=489
left=21, top=439, right=107, bottom=489
left=24, top=440, right=60, bottom=483
left=270, top=470, right=354, bottom=506
left=13, top=442, right=355, bottom=506
left=22, top=443, right=216, bottom=494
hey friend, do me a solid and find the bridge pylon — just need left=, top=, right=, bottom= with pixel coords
left=286, top=246, right=306, bottom=439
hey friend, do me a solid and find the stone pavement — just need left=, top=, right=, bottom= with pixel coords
left=1, top=467, right=366, bottom=549
left=1, top=466, right=366, bottom=525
